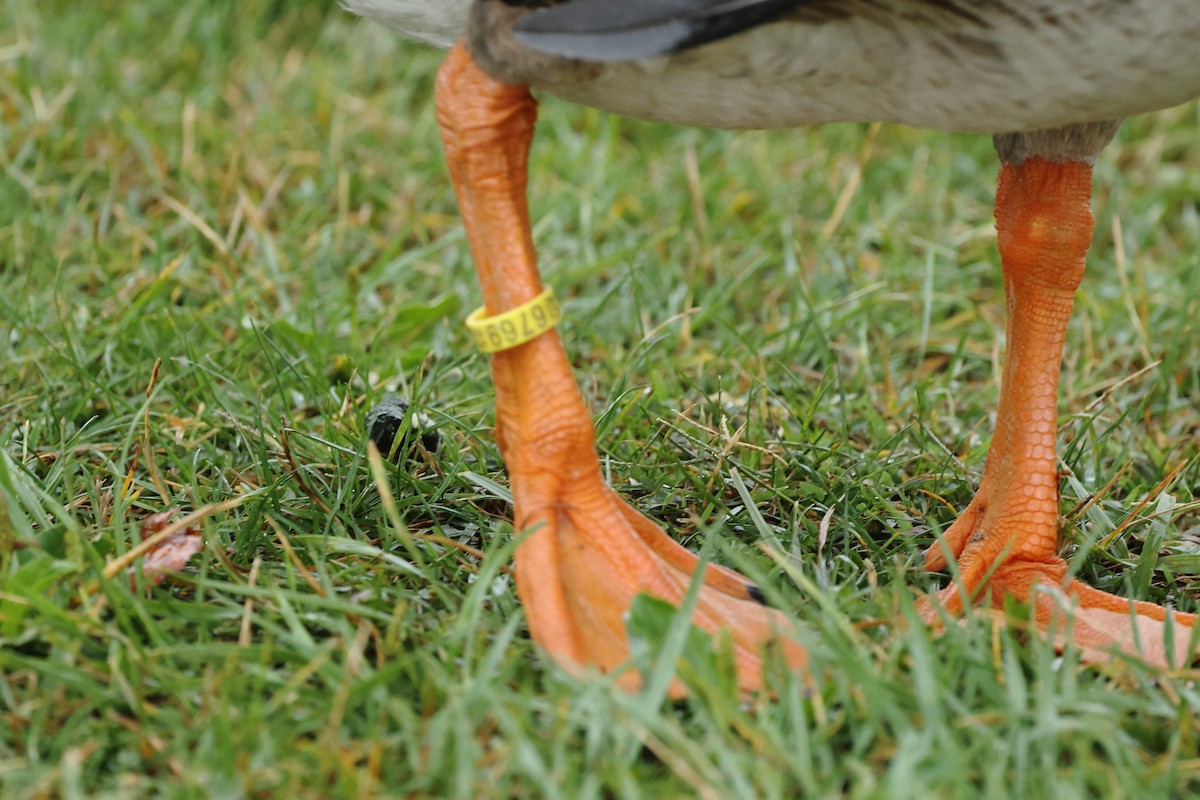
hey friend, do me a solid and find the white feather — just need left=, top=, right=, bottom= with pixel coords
left=340, top=0, right=471, bottom=49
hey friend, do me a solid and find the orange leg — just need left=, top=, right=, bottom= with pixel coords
left=434, top=43, right=805, bottom=693
left=922, top=157, right=1196, bottom=666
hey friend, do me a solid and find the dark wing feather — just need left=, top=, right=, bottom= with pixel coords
left=512, top=0, right=812, bottom=62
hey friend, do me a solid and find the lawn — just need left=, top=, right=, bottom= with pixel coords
left=3, top=1, right=1200, bottom=797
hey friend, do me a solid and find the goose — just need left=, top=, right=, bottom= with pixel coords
left=342, top=0, right=1200, bottom=692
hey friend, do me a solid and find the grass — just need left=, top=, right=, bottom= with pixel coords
left=3, top=0, right=1200, bottom=796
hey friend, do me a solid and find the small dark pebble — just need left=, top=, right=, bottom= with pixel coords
left=366, top=394, right=440, bottom=459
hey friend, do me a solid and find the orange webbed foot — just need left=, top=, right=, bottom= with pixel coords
left=517, top=465, right=806, bottom=694
left=921, top=547, right=1198, bottom=668
left=917, top=153, right=1197, bottom=668
left=436, top=42, right=805, bottom=695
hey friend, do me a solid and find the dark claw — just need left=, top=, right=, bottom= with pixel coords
left=746, top=583, right=769, bottom=606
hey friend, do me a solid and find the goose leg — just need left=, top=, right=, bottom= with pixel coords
left=921, top=124, right=1197, bottom=666
left=435, top=42, right=805, bottom=693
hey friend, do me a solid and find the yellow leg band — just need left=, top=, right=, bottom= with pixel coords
left=465, top=287, right=562, bottom=353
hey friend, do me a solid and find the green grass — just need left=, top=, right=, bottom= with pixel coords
left=4, top=0, right=1200, bottom=796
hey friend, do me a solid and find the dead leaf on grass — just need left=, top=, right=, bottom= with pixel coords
left=127, top=510, right=204, bottom=589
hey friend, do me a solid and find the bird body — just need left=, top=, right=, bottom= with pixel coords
left=346, top=0, right=1200, bottom=132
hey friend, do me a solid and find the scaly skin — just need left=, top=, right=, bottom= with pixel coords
left=921, top=158, right=1197, bottom=666
left=435, top=42, right=806, bottom=693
